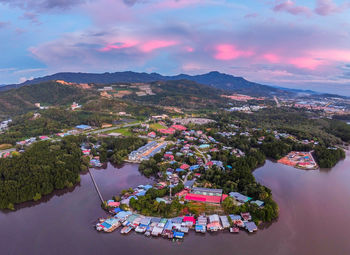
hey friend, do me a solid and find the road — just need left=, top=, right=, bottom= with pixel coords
left=194, top=145, right=208, bottom=165
left=274, top=96, right=281, bottom=107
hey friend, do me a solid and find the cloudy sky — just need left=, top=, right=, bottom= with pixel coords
left=0, top=0, right=350, bottom=94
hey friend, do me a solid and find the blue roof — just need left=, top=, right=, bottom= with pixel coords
left=101, top=222, right=112, bottom=229
left=229, top=214, right=242, bottom=221
left=156, top=197, right=167, bottom=203
left=245, top=222, right=257, bottom=232
left=164, top=220, right=173, bottom=230
left=144, top=185, right=153, bottom=190
left=251, top=200, right=264, bottom=207
left=195, top=225, right=205, bottom=230
left=229, top=192, right=252, bottom=203
left=189, top=165, right=200, bottom=171
left=116, top=211, right=132, bottom=219
left=114, top=207, right=123, bottom=213
left=173, top=231, right=184, bottom=238
left=76, top=124, right=91, bottom=129
left=136, top=191, right=146, bottom=197
left=171, top=217, right=183, bottom=224
left=176, top=168, right=185, bottom=172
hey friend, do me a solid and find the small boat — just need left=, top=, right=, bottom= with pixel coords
left=121, top=226, right=132, bottom=234
left=98, top=217, right=106, bottom=223
left=230, top=227, right=239, bottom=233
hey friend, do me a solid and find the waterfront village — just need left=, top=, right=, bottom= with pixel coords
left=91, top=117, right=320, bottom=240
left=0, top=99, right=337, bottom=241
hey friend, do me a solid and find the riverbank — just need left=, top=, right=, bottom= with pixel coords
left=2, top=157, right=350, bottom=254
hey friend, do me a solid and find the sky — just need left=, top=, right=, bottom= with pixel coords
left=0, top=0, right=350, bottom=94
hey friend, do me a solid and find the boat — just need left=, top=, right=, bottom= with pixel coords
left=98, top=217, right=106, bottom=223
left=121, top=226, right=132, bottom=234
left=230, top=227, right=239, bottom=233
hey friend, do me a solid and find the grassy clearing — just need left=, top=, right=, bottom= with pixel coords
left=186, top=202, right=224, bottom=215
left=105, top=127, right=132, bottom=136
left=150, top=123, right=167, bottom=130
left=0, top=144, right=12, bottom=150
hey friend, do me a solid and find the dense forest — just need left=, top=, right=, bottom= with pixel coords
left=313, top=146, right=345, bottom=168
left=94, top=136, right=147, bottom=164
left=127, top=80, right=230, bottom=111
left=0, top=136, right=88, bottom=210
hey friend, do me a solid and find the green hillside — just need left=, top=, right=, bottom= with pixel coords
left=0, top=81, right=97, bottom=118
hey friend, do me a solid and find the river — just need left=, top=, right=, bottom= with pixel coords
left=1, top=153, right=350, bottom=255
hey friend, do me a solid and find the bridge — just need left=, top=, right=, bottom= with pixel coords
left=88, top=169, right=104, bottom=203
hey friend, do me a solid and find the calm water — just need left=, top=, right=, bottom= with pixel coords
left=1, top=154, right=350, bottom=255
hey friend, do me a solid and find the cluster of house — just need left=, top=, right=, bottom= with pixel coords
left=222, top=94, right=265, bottom=102
left=128, top=141, right=168, bottom=162
left=170, top=118, right=215, bottom=125
left=113, top=184, right=155, bottom=206
left=278, top=151, right=318, bottom=169
left=158, top=124, right=187, bottom=135
left=96, top=175, right=263, bottom=239
left=227, top=105, right=266, bottom=113
left=16, top=136, right=49, bottom=147
left=80, top=142, right=102, bottom=167
left=96, top=211, right=258, bottom=238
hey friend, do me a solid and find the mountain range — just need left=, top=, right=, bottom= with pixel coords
left=0, top=71, right=309, bottom=97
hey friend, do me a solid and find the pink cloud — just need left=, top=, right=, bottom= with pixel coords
left=273, top=0, right=312, bottom=16
left=314, top=0, right=350, bottom=16
left=263, top=53, right=280, bottom=63
left=99, top=41, right=138, bottom=52
left=139, top=40, right=177, bottom=52
left=288, top=57, right=323, bottom=70
left=185, top=46, right=194, bottom=52
left=214, top=44, right=254, bottom=60
left=312, top=49, right=350, bottom=62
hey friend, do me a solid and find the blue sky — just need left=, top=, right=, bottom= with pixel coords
left=0, top=0, right=350, bottom=94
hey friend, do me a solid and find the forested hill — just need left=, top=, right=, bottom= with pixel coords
left=129, top=80, right=229, bottom=109
left=0, top=81, right=97, bottom=117
left=1, top=71, right=294, bottom=97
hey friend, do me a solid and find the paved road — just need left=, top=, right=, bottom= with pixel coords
left=194, top=145, right=208, bottom=165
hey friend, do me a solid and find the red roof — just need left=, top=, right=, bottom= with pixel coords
left=183, top=216, right=196, bottom=224
left=176, top=189, right=189, bottom=197
left=148, top=131, right=156, bottom=137
left=164, top=154, right=174, bottom=160
left=185, top=194, right=222, bottom=204
left=206, top=161, right=213, bottom=166
left=108, top=201, right=120, bottom=207
left=180, top=164, right=190, bottom=170
left=171, top=125, right=187, bottom=131
left=159, top=128, right=176, bottom=134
